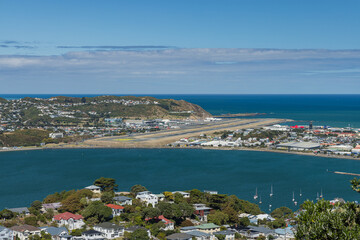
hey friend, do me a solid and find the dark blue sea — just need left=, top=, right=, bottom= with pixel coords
left=2, top=94, right=360, bottom=128
left=0, top=148, right=359, bottom=211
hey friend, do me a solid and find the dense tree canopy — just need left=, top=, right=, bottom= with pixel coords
left=130, top=185, right=148, bottom=195
left=94, top=177, right=118, bottom=192
left=82, top=201, right=112, bottom=224
left=296, top=200, right=360, bottom=239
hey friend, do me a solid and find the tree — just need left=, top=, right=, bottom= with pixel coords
left=270, top=207, right=292, bottom=219
left=173, top=193, right=185, bottom=204
left=238, top=217, right=250, bottom=227
left=142, top=207, right=161, bottom=219
left=31, top=200, right=42, bottom=210
left=296, top=200, right=360, bottom=239
left=215, top=234, right=226, bottom=240
left=0, top=209, right=16, bottom=219
left=158, top=202, right=173, bottom=218
left=130, top=184, right=147, bottom=195
left=25, top=216, right=38, bottom=226
left=94, top=177, right=118, bottom=192
left=60, top=194, right=82, bottom=213
left=101, top=191, right=114, bottom=204
left=82, top=201, right=112, bottom=224
left=189, top=189, right=204, bottom=203
left=208, top=210, right=229, bottom=225
left=81, top=97, right=86, bottom=103
left=129, top=228, right=150, bottom=240
left=163, top=192, right=174, bottom=201
left=178, top=202, right=194, bottom=218
left=180, top=219, right=194, bottom=227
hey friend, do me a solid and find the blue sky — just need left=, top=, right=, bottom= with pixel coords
left=0, top=0, right=360, bottom=94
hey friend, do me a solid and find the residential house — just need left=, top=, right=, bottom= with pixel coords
left=136, top=191, right=158, bottom=207
left=214, top=230, right=235, bottom=240
left=166, top=233, right=192, bottom=240
left=145, top=215, right=174, bottom=231
left=234, top=226, right=276, bottom=239
left=105, top=204, right=124, bottom=217
left=203, top=190, right=218, bottom=195
left=155, top=193, right=165, bottom=201
left=11, top=225, right=41, bottom=240
left=81, top=230, right=105, bottom=240
left=41, top=202, right=62, bottom=213
left=196, top=223, right=220, bottom=234
left=39, top=227, right=71, bottom=240
left=124, top=226, right=151, bottom=238
left=84, top=185, right=101, bottom=194
left=172, top=191, right=190, bottom=198
left=193, top=204, right=212, bottom=222
left=0, top=226, right=14, bottom=240
left=7, top=207, right=30, bottom=216
left=186, top=230, right=215, bottom=240
left=94, top=222, right=124, bottom=239
left=113, top=196, right=132, bottom=205
left=275, top=227, right=294, bottom=239
left=53, top=212, right=85, bottom=231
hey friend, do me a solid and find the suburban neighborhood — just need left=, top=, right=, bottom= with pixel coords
left=0, top=178, right=298, bottom=240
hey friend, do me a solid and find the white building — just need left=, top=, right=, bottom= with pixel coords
left=94, top=222, right=124, bottom=239
left=84, top=185, right=101, bottom=194
left=53, top=212, right=85, bottom=231
left=81, top=230, right=104, bottom=240
left=11, top=225, right=41, bottom=240
left=113, top=196, right=133, bottom=205
left=49, top=133, right=64, bottom=139
left=106, top=204, right=124, bottom=217
left=136, top=191, right=159, bottom=207
left=0, top=226, right=14, bottom=240
left=172, top=191, right=190, bottom=198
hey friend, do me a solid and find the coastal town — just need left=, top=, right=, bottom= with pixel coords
left=0, top=178, right=299, bottom=240
left=170, top=123, right=360, bottom=159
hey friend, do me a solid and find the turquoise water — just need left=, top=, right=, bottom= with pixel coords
left=1, top=148, right=359, bottom=211
left=2, top=94, right=360, bottom=128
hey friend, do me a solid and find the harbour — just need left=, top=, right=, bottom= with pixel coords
left=1, top=148, right=359, bottom=211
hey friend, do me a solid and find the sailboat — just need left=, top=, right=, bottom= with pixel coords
left=254, top=188, right=258, bottom=200
left=270, top=185, right=273, bottom=197
left=259, top=195, right=262, bottom=204
left=299, top=189, right=302, bottom=197
left=316, top=192, right=319, bottom=201
left=294, top=200, right=298, bottom=206
left=292, top=191, right=295, bottom=202
left=320, top=189, right=323, bottom=198
left=269, top=204, right=272, bottom=212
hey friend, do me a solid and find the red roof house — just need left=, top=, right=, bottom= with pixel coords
left=54, top=212, right=83, bottom=221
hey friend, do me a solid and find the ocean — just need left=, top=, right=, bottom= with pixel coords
left=2, top=94, right=360, bottom=128
left=0, top=148, right=359, bottom=211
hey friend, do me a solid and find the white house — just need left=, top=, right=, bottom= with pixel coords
left=39, top=227, right=71, bottom=240
left=106, top=204, right=124, bottom=217
left=81, top=230, right=104, bottom=240
left=49, top=133, right=64, bottom=139
left=11, top=225, right=41, bottom=240
left=84, top=185, right=101, bottom=194
left=113, top=196, right=133, bottom=205
left=53, top=212, right=85, bottom=231
left=214, top=230, right=235, bottom=240
left=0, top=226, right=14, bottom=240
left=172, top=191, right=190, bottom=198
left=94, top=222, right=124, bottom=239
left=136, top=191, right=158, bottom=207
